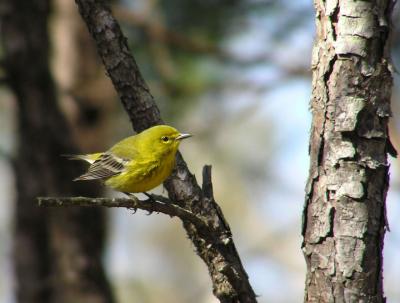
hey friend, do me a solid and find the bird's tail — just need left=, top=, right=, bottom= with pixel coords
left=61, top=153, right=102, bottom=164
left=62, top=153, right=103, bottom=181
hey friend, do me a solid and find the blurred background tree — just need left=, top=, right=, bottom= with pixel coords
left=0, top=0, right=114, bottom=302
left=0, top=0, right=399, bottom=302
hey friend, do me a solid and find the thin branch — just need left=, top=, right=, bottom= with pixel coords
left=112, top=5, right=220, bottom=56
left=37, top=195, right=209, bottom=232
left=202, top=167, right=231, bottom=234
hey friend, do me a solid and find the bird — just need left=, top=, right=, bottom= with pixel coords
left=65, top=125, right=191, bottom=194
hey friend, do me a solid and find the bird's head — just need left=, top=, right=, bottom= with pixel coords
left=139, top=125, right=191, bottom=156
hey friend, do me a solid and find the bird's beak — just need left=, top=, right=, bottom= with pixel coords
left=176, top=133, right=192, bottom=140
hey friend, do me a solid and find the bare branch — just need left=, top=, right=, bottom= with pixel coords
left=37, top=195, right=209, bottom=232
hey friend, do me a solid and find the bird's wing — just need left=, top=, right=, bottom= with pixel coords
left=109, top=135, right=139, bottom=159
left=74, top=152, right=130, bottom=181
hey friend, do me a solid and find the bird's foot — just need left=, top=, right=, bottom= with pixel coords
left=123, top=192, right=138, bottom=200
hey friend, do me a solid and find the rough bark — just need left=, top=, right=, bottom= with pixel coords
left=303, top=0, right=396, bottom=302
left=0, top=0, right=114, bottom=302
left=73, top=1, right=256, bottom=302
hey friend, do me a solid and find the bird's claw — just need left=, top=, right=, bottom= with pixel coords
left=124, top=192, right=138, bottom=200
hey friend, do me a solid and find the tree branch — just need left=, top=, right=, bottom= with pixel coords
left=112, top=5, right=220, bottom=56
left=38, top=195, right=209, bottom=232
left=67, top=1, right=257, bottom=302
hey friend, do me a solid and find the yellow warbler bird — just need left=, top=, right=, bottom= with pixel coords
left=66, top=125, right=191, bottom=193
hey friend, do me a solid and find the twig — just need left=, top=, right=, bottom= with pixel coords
left=37, top=195, right=209, bottom=231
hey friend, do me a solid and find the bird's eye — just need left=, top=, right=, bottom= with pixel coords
left=161, top=136, right=169, bottom=142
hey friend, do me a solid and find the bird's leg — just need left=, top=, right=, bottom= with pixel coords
left=143, top=192, right=156, bottom=203
left=123, top=192, right=138, bottom=200
left=123, top=192, right=139, bottom=213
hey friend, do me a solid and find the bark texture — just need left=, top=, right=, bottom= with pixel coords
left=303, top=0, right=396, bottom=302
left=74, top=1, right=256, bottom=302
left=0, top=1, right=114, bottom=302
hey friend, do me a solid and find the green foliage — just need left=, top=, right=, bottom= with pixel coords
left=159, top=0, right=243, bottom=41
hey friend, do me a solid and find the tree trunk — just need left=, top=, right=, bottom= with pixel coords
left=52, top=0, right=117, bottom=152
left=0, top=1, right=114, bottom=302
left=303, top=0, right=396, bottom=302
